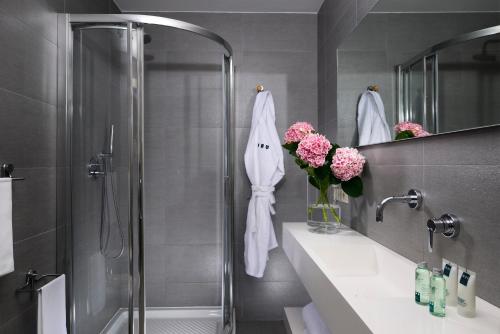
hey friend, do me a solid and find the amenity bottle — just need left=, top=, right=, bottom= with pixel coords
left=457, top=267, right=476, bottom=318
left=429, top=268, right=446, bottom=317
left=442, top=259, right=458, bottom=306
left=415, top=262, right=431, bottom=305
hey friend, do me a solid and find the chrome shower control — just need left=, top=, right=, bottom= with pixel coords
left=87, top=157, right=105, bottom=177
left=426, top=214, right=460, bottom=253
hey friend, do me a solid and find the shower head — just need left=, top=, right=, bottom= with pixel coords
left=144, top=33, right=152, bottom=44
left=473, top=39, right=499, bottom=62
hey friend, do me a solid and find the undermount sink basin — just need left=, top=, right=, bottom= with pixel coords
left=283, top=223, right=500, bottom=334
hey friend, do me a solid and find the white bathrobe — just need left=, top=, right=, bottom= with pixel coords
left=244, top=91, right=284, bottom=278
left=357, top=90, right=392, bottom=145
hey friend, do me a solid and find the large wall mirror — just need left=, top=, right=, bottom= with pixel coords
left=336, top=0, right=500, bottom=147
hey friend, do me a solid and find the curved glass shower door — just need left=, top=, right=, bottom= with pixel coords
left=141, top=24, right=228, bottom=334
left=70, top=24, right=141, bottom=334
left=65, top=15, right=234, bottom=334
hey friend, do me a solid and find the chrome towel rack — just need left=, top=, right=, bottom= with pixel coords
left=16, top=269, right=60, bottom=294
left=1, top=163, right=25, bottom=181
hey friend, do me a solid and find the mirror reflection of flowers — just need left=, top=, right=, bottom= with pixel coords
left=394, top=122, right=431, bottom=140
left=282, top=122, right=366, bottom=223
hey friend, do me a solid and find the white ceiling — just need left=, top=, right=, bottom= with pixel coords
left=115, top=0, right=325, bottom=13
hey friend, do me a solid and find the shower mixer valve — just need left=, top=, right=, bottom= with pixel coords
left=87, top=156, right=105, bottom=177
left=426, top=213, right=460, bottom=253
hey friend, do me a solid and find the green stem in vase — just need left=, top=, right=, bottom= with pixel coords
left=317, top=186, right=341, bottom=223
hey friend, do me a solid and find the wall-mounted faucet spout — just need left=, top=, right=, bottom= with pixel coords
left=375, top=189, right=423, bottom=222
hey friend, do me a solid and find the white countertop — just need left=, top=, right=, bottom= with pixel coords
left=283, top=222, right=500, bottom=334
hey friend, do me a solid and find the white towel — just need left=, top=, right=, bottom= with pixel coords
left=0, top=178, right=14, bottom=277
left=357, top=90, right=391, bottom=145
left=37, top=275, right=67, bottom=334
left=302, top=303, right=332, bottom=334
left=244, top=91, right=284, bottom=278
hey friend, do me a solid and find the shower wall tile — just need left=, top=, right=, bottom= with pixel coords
left=320, top=0, right=500, bottom=308
left=163, top=283, right=221, bottom=307
left=162, top=218, right=220, bottom=245
left=163, top=244, right=221, bottom=283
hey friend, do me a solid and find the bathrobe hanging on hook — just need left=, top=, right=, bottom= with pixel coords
left=244, top=90, right=284, bottom=278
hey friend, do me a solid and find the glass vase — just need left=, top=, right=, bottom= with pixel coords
left=306, top=179, right=342, bottom=234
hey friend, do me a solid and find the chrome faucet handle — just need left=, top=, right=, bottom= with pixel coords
left=407, top=189, right=423, bottom=209
left=426, top=214, right=460, bottom=253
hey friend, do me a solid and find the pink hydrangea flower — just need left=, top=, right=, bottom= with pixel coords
left=331, top=148, right=366, bottom=181
left=394, top=122, right=431, bottom=137
left=296, top=134, right=332, bottom=168
left=284, top=122, right=315, bottom=144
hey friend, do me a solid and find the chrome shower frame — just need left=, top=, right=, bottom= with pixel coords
left=59, top=14, right=235, bottom=334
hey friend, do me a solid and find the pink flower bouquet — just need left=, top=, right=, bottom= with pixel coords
left=282, top=122, right=366, bottom=202
left=394, top=122, right=431, bottom=140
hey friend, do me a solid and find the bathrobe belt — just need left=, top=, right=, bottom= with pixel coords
left=248, top=185, right=276, bottom=233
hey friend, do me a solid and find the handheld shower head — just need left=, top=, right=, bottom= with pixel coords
left=100, top=124, right=114, bottom=158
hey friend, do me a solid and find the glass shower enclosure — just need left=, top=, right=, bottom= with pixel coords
left=58, top=14, right=234, bottom=334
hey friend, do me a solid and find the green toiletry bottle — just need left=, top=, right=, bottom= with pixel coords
left=415, top=262, right=431, bottom=305
left=429, top=268, right=447, bottom=317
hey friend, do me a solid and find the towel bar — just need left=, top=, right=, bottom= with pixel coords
left=16, top=269, right=60, bottom=294
left=1, top=163, right=25, bottom=181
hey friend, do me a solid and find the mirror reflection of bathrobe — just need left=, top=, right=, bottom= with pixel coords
left=244, top=91, right=284, bottom=278
left=357, top=90, right=391, bottom=145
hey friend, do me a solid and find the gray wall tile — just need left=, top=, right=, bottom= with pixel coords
left=163, top=283, right=221, bottom=307
left=0, top=11, right=58, bottom=105
left=423, top=127, right=500, bottom=165
left=12, top=168, right=56, bottom=241
left=422, top=164, right=500, bottom=306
